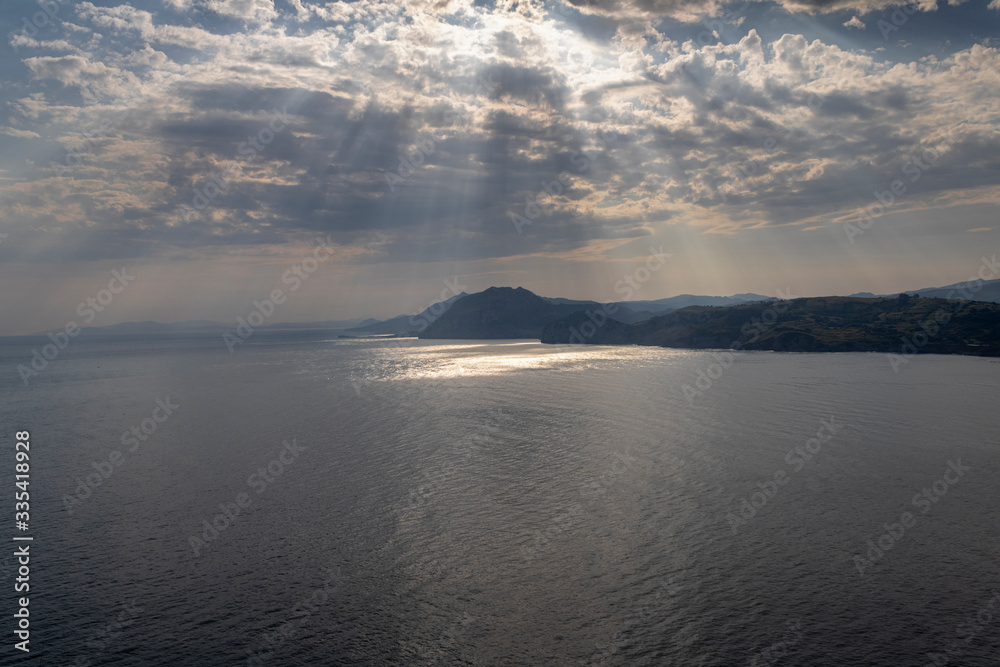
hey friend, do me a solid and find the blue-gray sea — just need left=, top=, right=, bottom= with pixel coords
left=1, top=331, right=998, bottom=665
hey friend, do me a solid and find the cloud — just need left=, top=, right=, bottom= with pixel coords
left=199, top=0, right=278, bottom=23
left=843, top=15, right=866, bottom=28
left=1, top=0, right=999, bottom=267
left=0, top=127, right=41, bottom=138
left=24, top=55, right=139, bottom=100
left=560, top=0, right=955, bottom=20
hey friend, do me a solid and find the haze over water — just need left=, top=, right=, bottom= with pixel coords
left=2, top=332, right=998, bottom=665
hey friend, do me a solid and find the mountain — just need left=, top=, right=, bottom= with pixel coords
left=69, top=320, right=228, bottom=334
left=845, top=279, right=1000, bottom=303
left=344, top=314, right=419, bottom=335
left=543, top=300, right=661, bottom=324
left=540, top=297, right=589, bottom=306
left=728, top=293, right=775, bottom=301
left=418, top=287, right=783, bottom=339
left=910, top=278, right=1000, bottom=303
left=418, top=287, right=593, bottom=339
left=262, top=318, right=369, bottom=330
left=541, top=295, right=1000, bottom=356
left=346, top=292, right=468, bottom=335
left=617, top=293, right=773, bottom=313
left=63, top=318, right=372, bottom=335
left=418, top=287, right=672, bottom=338
left=33, top=282, right=997, bottom=341
left=542, top=293, right=773, bottom=320
left=85, top=320, right=182, bottom=333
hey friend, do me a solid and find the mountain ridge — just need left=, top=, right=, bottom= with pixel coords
left=541, top=294, right=1000, bottom=356
left=25, top=278, right=1000, bottom=338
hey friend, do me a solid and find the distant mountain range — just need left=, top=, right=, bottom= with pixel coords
left=31, top=278, right=1000, bottom=340
left=846, top=277, right=1000, bottom=301
left=39, top=289, right=774, bottom=337
left=410, top=287, right=773, bottom=339
left=343, top=292, right=469, bottom=335
left=905, top=277, right=1000, bottom=302
left=31, top=317, right=372, bottom=336
left=355, top=289, right=776, bottom=337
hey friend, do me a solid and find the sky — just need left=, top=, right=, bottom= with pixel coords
left=0, top=0, right=998, bottom=334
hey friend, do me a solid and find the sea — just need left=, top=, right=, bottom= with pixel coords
left=1, top=331, right=998, bottom=665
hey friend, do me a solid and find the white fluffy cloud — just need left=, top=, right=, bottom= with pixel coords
left=200, top=0, right=278, bottom=23
left=560, top=0, right=964, bottom=20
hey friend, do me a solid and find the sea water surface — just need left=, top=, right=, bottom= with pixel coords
left=1, top=331, right=998, bottom=665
